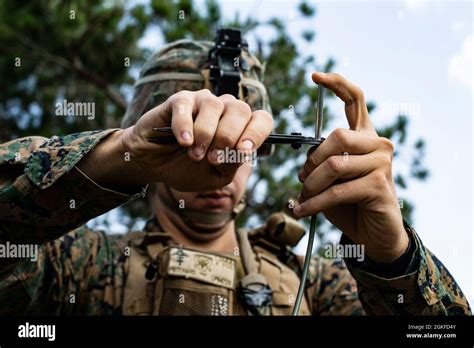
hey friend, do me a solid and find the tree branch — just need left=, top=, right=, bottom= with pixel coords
left=2, top=25, right=127, bottom=110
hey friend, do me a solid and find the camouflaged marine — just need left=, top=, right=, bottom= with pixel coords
left=0, top=33, right=471, bottom=316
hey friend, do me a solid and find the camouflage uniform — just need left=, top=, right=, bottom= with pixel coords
left=0, top=39, right=470, bottom=316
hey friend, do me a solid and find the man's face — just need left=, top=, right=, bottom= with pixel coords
left=169, top=162, right=252, bottom=215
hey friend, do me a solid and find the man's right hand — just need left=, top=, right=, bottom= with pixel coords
left=79, top=89, right=273, bottom=192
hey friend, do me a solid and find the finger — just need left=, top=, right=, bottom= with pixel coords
left=236, top=110, right=274, bottom=153
left=165, top=91, right=196, bottom=147
left=208, top=95, right=252, bottom=164
left=298, top=128, right=390, bottom=181
left=188, top=90, right=224, bottom=160
left=299, top=153, right=389, bottom=202
left=293, top=172, right=384, bottom=218
left=312, top=72, right=376, bottom=134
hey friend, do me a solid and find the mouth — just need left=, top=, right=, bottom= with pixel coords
left=197, top=191, right=232, bottom=207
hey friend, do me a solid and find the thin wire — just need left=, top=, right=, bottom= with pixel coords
left=291, top=214, right=317, bottom=315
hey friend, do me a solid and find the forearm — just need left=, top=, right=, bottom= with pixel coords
left=0, top=130, right=144, bottom=245
left=76, top=128, right=147, bottom=191
left=343, top=222, right=471, bottom=315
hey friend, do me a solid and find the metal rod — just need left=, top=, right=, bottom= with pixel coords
left=292, top=84, right=324, bottom=316
left=291, top=214, right=317, bottom=315
left=148, top=127, right=323, bottom=147
left=315, top=84, right=324, bottom=140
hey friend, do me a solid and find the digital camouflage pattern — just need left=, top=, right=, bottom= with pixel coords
left=0, top=131, right=470, bottom=315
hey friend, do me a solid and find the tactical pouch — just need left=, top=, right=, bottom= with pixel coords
left=153, top=246, right=237, bottom=316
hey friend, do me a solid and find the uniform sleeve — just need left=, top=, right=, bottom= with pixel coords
left=0, top=130, right=145, bottom=247
left=0, top=131, right=143, bottom=314
left=0, top=225, right=127, bottom=315
left=343, top=222, right=471, bottom=315
left=305, top=256, right=365, bottom=315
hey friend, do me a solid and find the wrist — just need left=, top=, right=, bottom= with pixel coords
left=365, top=224, right=410, bottom=263
left=78, top=129, right=145, bottom=190
left=342, top=225, right=417, bottom=278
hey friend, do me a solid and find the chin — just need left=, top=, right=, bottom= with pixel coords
left=192, top=221, right=228, bottom=232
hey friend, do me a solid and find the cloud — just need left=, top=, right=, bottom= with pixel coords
left=448, top=35, right=473, bottom=91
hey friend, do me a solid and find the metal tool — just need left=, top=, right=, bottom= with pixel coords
left=148, top=127, right=324, bottom=149
left=291, top=84, right=324, bottom=316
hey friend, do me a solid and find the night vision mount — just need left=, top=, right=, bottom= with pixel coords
left=208, top=28, right=248, bottom=98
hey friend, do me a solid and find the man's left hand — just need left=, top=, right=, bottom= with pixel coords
left=293, top=72, right=408, bottom=263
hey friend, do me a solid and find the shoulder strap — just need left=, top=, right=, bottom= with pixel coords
left=121, top=231, right=171, bottom=315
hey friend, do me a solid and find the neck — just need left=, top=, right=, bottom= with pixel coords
left=154, top=199, right=238, bottom=254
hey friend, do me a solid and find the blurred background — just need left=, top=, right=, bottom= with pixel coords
left=0, top=0, right=472, bottom=303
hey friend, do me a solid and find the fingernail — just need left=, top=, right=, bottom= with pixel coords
left=241, top=140, right=254, bottom=150
left=181, top=131, right=191, bottom=141
left=210, top=148, right=220, bottom=162
left=192, top=144, right=205, bottom=157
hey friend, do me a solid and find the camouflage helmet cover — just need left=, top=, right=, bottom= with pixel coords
left=121, top=39, right=272, bottom=128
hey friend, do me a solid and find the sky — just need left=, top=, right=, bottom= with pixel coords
left=98, top=0, right=474, bottom=304
left=213, top=0, right=473, bottom=304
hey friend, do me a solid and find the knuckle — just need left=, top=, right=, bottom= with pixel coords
left=352, top=86, right=364, bottom=100
left=371, top=170, right=387, bottom=190
left=326, top=155, right=344, bottom=174
left=233, top=100, right=252, bottom=116
left=329, top=184, right=345, bottom=199
left=379, top=137, right=395, bottom=154
left=170, top=90, right=192, bottom=104
left=198, top=88, right=212, bottom=95
left=219, top=94, right=236, bottom=102
left=330, top=128, right=349, bottom=147
left=202, top=95, right=224, bottom=111
left=377, top=154, right=392, bottom=168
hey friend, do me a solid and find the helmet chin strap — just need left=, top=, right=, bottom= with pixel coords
left=158, top=184, right=246, bottom=233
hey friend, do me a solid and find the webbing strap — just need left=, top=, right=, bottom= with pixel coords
left=236, top=229, right=259, bottom=275
left=135, top=72, right=204, bottom=86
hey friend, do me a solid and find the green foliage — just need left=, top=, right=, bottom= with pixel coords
left=0, top=0, right=428, bottom=244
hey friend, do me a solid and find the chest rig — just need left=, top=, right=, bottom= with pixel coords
left=121, top=213, right=312, bottom=316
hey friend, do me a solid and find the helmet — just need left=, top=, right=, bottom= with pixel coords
left=122, top=29, right=272, bottom=129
